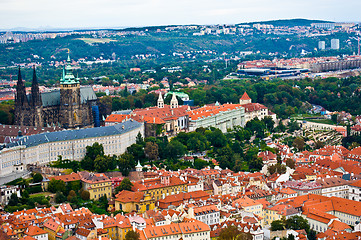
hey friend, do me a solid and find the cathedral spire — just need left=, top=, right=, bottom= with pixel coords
left=15, top=67, right=28, bottom=107
left=31, top=66, right=42, bottom=106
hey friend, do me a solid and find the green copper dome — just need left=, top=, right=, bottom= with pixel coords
left=60, top=53, right=79, bottom=85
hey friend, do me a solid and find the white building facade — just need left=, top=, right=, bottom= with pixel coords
left=0, top=121, right=144, bottom=176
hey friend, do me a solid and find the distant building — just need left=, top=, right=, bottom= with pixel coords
left=331, top=39, right=340, bottom=50
left=14, top=55, right=98, bottom=129
left=311, top=23, right=335, bottom=30
left=318, top=41, right=326, bottom=50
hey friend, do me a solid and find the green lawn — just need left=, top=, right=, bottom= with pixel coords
left=77, top=38, right=118, bottom=44
left=30, top=192, right=52, bottom=198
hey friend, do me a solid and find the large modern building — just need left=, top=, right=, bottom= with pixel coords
left=331, top=39, right=340, bottom=50
left=14, top=54, right=98, bottom=129
left=0, top=120, right=144, bottom=176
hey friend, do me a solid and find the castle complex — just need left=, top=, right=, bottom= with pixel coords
left=14, top=55, right=98, bottom=128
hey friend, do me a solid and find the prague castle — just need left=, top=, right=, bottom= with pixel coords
left=14, top=54, right=98, bottom=128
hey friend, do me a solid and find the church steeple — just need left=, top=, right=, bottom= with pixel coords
left=170, top=92, right=178, bottom=109
left=157, top=92, right=164, bottom=108
left=60, top=51, right=79, bottom=86
left=15, top=67, right=28, bottom=107
left=31, top=66, right=42, bottom=106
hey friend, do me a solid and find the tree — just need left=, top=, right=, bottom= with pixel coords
left=288, top=119, right=300, bottom=133
left=144, top=141, right=159, bottom=161
left=55, top=191, right=66, bottom=203
left=32, top=173, right=43, bottom=183
left=293, top=137, right=305, bottom=151
left=206, top=128, right=227, bottom=148
left=7, top=193, right=19, bottom=206
left=125, top=230, right=140, bottom=240
left=80, top=190, right=90, bottom=200
left=165, top=140, right=187, bottom=160
left=218, top=225, right=252, bottom=240
left=314, top=141, right=325, bottom=149
left=136, top=132, right=145, bottom=146
left=48, top=179, right=66, bottom=193
left=262, top=116, right=275, bottom=132
left=115, top=178, right=133, bottom=194
left=94, top=155, right=110, bottom=173
left=118, top=152, right=136, bottom=176
left=285, top=216, right=310, bottom=233
left=127, top=144, right=145, bottom=161
left=81, top=142, right=104, bottom=170
left=285, top=159, right=295, bottom=169
left=194, top=158, right=208, bottom=170
left=271, top=220, right=285, bottom=231
left=249, top=157, right=263, bottom=172
left=268, top=163, right=286, bottom=175
left=307, top=229, right=317, bottom=240
left=67, top=190, right=77, bottom=202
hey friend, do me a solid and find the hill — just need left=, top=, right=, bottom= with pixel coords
left=240, top=18, right=333, bottom=27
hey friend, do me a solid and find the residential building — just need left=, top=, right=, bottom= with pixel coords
left=114, top=190, right=155, bottom=213
left=187, top=205, right=220, bottom=226
left=315, top=177, right=349, bottom=198
left=79, top=171, right=112, bottom=200
left=349, top=179, right=361, bottom=201
left=132, top=175, right=188, bottom=201
left=138, top=219, right=210, bottom=240
left=0, top=185, right=21, bottom=205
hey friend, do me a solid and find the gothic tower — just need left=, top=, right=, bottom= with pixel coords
left=30, top=67, right=43, bottom=127
left=14, top=67, right=29, bottom=125
left=59, top=53, right=82, bottom=128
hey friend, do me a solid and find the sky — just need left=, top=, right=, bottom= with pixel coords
left=0, top=0, right=360, bottom=30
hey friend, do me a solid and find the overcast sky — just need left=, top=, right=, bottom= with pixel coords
left=0, top=0, right=359, bottom=29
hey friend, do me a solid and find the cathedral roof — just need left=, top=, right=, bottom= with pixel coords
left=26, top=86, right=97, bottom=107
left=6, top=120, right=142, bottom=149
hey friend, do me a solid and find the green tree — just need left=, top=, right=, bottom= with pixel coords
left=94, top=155, right=110, bottom=173
left=271, top=220, right=285, bottom=231
left=206, top=129, right=227, bottom=148
left=307, top=229, right=317, bottom=240
left=7, top=193, right=19, bottom=206
left=125, top=230, right=140, bottom=240
left=118, top=152, right=135, bottom=176
left=165, top=140, right=187, bottom=160
left=262, top=116, right=275, bottom=132
left=249, top=157, right=263, bottom=172
left=48, top=179, right=66, bottom=193
left=81, top=142, right=104, bottom=170
left=285, top=216, right=310, bottom=233
left=193, top=158, right=208, bottom=170
left=55, top=191, right=66, bottom=203
left=115, top=178, right=133, bottom=194
left=32, top=173, right=43, bottom=183
left=288, top=119, right=300, bottom=133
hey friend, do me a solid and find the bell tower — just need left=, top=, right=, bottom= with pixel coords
left=157, top=92, right=164, bottom=108
left=59, top=51, right=82, bottom=128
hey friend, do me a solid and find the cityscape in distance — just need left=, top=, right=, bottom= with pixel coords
left=1, top=1, right=361, bottom=240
